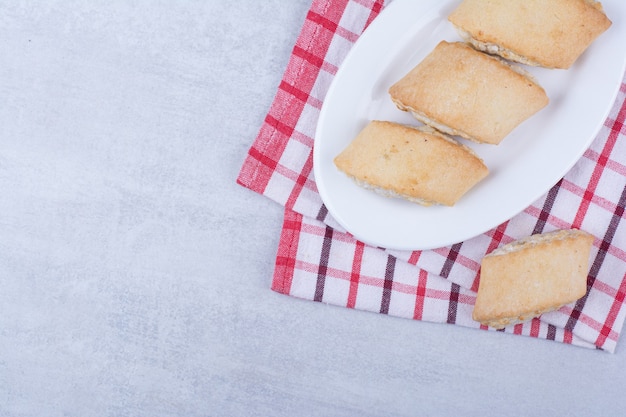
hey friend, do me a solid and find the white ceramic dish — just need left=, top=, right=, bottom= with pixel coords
left=313, top=0, right=626, bottom=251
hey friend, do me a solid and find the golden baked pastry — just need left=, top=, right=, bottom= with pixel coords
left=388, top=41, right=549, bottom=145
left=448, top=0, right=612, bottom=69
left=473, top=229, right=594, bottom=329
left=333, top=120, right=489, bottom=206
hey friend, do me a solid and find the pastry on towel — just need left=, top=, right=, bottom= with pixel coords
left=473, top=229, right=595, bottom=329
left=388, top=41, right=549, bottom=145
left=448, top=0, right=612, bottom=69
left=333, top=120, right=489, bottom=207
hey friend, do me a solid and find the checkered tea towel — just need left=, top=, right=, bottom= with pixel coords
left=237, top=0, right=626, bottom=352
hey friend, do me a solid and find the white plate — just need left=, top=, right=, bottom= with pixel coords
left=313, top=0, right=626, bottom=251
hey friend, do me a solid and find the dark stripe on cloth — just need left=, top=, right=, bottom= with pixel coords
left=547, top=324, right=557, bottom=341
left=440, top=242, right=463, bottom=278
left=532, top=179, right=562, bottom=235
left=447, top=283, right=461, bottom=324
left=379, top=255, right=396, bottom=314
left=316, top=204, right=328, bottom=222
left=565, top=183, right=626, bottom=332
left=439, top=243, right=463, bottom=324
left=314, top=226, right=334, bottom=302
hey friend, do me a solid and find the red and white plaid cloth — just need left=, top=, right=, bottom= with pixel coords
left=237, top=0, right=626, bottom=352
